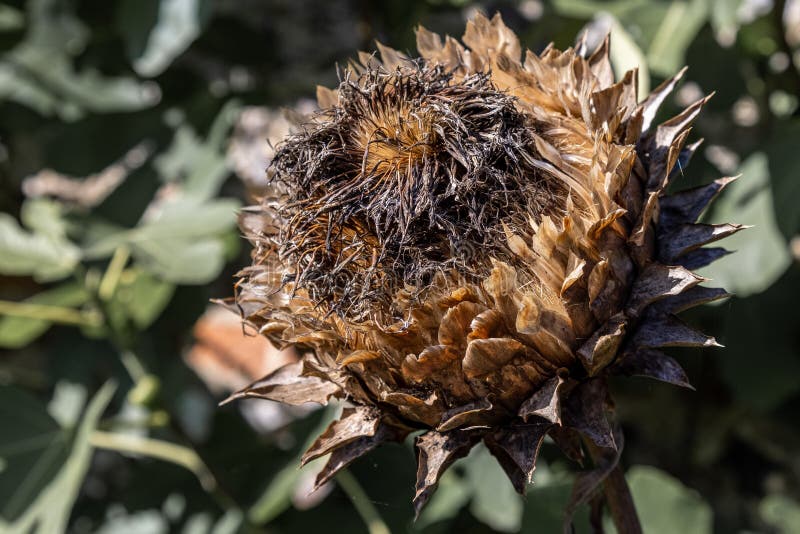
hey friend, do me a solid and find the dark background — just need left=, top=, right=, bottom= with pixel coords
left=1, top=0, right=799, bottom=532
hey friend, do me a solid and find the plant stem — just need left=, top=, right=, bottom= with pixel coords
left=89, top=430, right=244, bottom=515
left=0, top=299, right=99, bottom=326
left=98, top=246, right=130, bottom=301
left=70, top=256, right=253, bottom=526
left=90, top=430, right=218, bottom=492
left=601, top=464, right=641, bottom=534
left=335, top=469, right=391, bottom=534
left=88, top=280, right=247, bottom=520
left=119, top=349, right=148, bottom=383
left=584, top=440, right=642, bottom=534
left=96, top=348, right=247, bottom=518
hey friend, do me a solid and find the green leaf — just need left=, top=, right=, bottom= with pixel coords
left=102, top=268, right=175, bottom=330
left=134, top=199, right=240, bottom=240
left=414, top=470, right=471, bottom=528
left=710, top=0, right=743, bottom=45
left=247, top=457, right=330, bottom=525
left=80, top=101, right=241, bottom=278
left=95, top=508, right=168, bottom=534
left=699, top=152, right=791, bottom=296
left=551, top=0, right=650, bottom=19
left=766, top=120, right=800, bottom=239
left=84, top=198, right=239, bottom=284
left=620, top=466, right=712, bottom=534
left=210, top=509, right=244, bottom=534
left=0, top=0, right=157, bottom=119
left=523, top=480, right=587, bottom=534
left=0, top=382, right=116, bottom=531
left=155, top=100, right=241, bottom=201
left=128, top=199, right=238, bottom=284
left=464, top=444, right=523, bottom=533
left=47, top=382, right=88, bottom=428
left=0, top=213, right=81, bottom=281
left=607, top=14, right=650, bottom=98
left=0, top=50, right=160, bottom=119
left=760, top=494, right=800, bottom=534
left=719, top=268, right=800, bottom=412
left=247, top=459, right=304, bottom=525
left=133, top=237, right=225, bottom=284
left=82, top=219, right=135, bottom=259
left=0, top=386, right=69, bottom=522
left=646, top=0, right=709, bottom=76
left=20, top=198, right=70, bottom=240
left=121, top=0, right=213, bottom=78
left=115, top=0, right=161, bottom=65
left=0, top=4, right=24, bottom=31
left=248, top=408, right=338, bottom=525
left=0, top=283, right=89, bottom=349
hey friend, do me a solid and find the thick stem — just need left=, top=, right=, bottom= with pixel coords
left=585, top=440, right=642, bottom=534
left=601, top=464, right=641, bottom=534
left=589, top=494, right=606, bottom=534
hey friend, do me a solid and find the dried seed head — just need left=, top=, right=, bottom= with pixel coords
left=268, top=62, right=565, bottom=319
left=227, top=13, right=741, bottom=522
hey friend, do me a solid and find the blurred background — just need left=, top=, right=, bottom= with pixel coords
left=0, top=0, right=799, bottom=532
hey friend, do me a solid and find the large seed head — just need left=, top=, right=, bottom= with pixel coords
left=228, top=13, right=741, bottom=520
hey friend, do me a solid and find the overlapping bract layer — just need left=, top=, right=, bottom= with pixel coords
left=228, top=13, right=741, bottom=515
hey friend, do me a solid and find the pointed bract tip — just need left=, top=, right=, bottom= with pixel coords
left=218, top=391, right=245, bottom=407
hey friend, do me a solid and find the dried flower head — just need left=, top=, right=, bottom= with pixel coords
left=225, top=13, right=742, bottom=522
left=268, top=63, right=566, bottom=319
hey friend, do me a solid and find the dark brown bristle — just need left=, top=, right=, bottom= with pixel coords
left=266, top=61, right=565, bottom=320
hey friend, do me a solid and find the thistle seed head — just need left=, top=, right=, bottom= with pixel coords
left=268, top=62, right=565, bottom=320
left=226, top=13, right=742, bottom=522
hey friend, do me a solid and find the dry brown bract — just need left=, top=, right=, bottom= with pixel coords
left=225, top=13, right=742, bottom=522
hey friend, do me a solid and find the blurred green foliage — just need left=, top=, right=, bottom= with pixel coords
left=0, top=0, right=799, bottom=532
